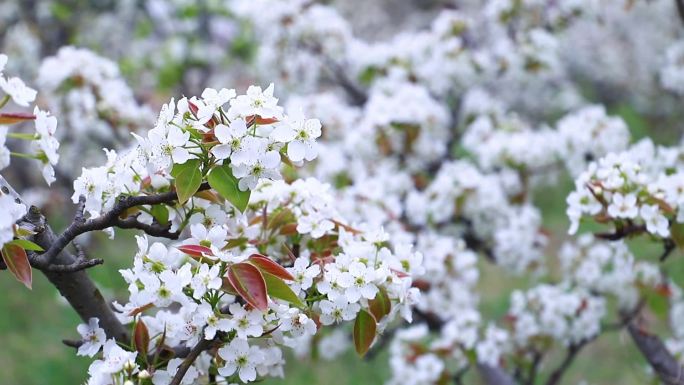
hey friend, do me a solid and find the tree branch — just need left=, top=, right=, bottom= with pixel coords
left=676, top=0, right=684, bottom=27
left=627, top=318, right=684, bottom=385
left=18, top=205, right=129, bottom=343
left=36, top=182, right=210, bottom=264
left=113, top=214, right=180, bottom=239
left=169, top=337, right=218, bottom=385
left=477, top=363, right=517, bottom=385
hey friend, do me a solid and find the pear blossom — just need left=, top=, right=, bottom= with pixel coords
left=0, top=76, right=36, bottom=107
left=607, top=193, right=639, bottom=219
left=217, top=339, right=265, bottom=383
left=76, top=318, right=106, bottom=357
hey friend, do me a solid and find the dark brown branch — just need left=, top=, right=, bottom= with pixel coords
left=28, top=242, right=104, bottom=272
left=627, top=318, right=684, bottom=385
left=595, top=223, right=646, bottom=241
left=169, top=337, right=218, bottom=385
left=676, top=0, right=684, bottom=27
left=36, top=182, right=210, bottom=265
left=19, top=206, right=129, bottom=343
left=477, top=363, right=517, bottom=385
left=113, top=214, right=180, bottom=239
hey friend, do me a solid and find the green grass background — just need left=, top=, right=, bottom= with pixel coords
left=0, top=106, right=680, bottom=384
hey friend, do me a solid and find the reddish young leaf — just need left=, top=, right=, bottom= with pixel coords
left=177, top=245, right=213, bottom=257
left=134, top=319, right=150, bottom=357
left=391, top=268, right=410, bottom=278
left=187, top=100, right=200, bottom=116
left=1, top=243, right=32, bottom=289
left=255, top=116, right=279, bottom=125
left=227, top=262, right=268, bottom=311
left=221, top=276, right=238, bottom=295
left=248, top=254, right=294, bottom=281
left=353, top=309, right=377, bottom=357
left=0, top=112, right=36, bottom=125
left=128, top=303, right=154, bottom=317
left=368, top=287, right=392, bottom=321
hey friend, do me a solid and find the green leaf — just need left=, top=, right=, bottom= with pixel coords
left=2, top=243, right=32, bottom=289
left=207, top=164, right=250, bottom=212
left=368, top=287, right=392, bottom=321
left=671, top=222, right=684, bottom=249
left=262, top=271, right=304, bottom=308
left=150, top=205, right=169, bottom=226
left=8, top=239, right=43, bottom=252
left=353, top=309, right=377, bottom=357
left=227, top=262, right=268, bottom=311
left=171, top=159, right=203, bottom=205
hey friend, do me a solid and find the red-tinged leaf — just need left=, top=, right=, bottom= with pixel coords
left=248, top=254, right=294, bottom=280
left=262, top=271, right=304, bottom=308
left=279, top=223, right=298, bottom=236
left=353, top=309, right=377, bottom=357
left=1, top=243, right=32, bottom=289
left=0, top=112, right=36, bottom=124
left=391, top=268, right=410, bottom=278
left=227, top=262, right=268, bottom=311
left=188, top=100, right=199, bottom=116
left=134, top=319, right=150, bottom=357
left=255, top=116, right=279, bottom=125
left=331, top=220, right=362, bottom=235
left=221, top=276, right=238, bottom=295
left=656, top=283, right=673, bottom=298
left=177, top=245, right=214, bottom=257
left=195, top=190, right=222, bottom=204
left=267, top=208, right=296, bottom=230
left=368, top=288, right=392, bottom=321
left=128, top=303, right=154, bottom=316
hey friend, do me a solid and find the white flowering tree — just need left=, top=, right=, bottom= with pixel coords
left=3, top=1, right=684, bottom=385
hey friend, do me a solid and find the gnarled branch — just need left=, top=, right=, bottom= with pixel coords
left=628, top=318, right=684, bottom=385
left=36, top=182, right=210, bottom=264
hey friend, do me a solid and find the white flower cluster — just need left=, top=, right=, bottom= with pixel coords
left=72, top=84, right=321, bottom=219
left=566, top=139, right=684, bottom=236
left=0, top=53, right=59, bottom=185
left=406, top=160, right=546, bottom=273
left=461, top=94, right=631, bottom=180
left=559, top=234, right=662, bottom=309
left=508, top=284, right=606, bottom=348
left=660, top=40, right=684, bottom=95
left=37, top=47, right=154, bottom=140
left=355, top=81, right=450, bottom=170
left=666, top=286, right=684, bottom=364
left=77, top=165, right=419, bottom=384
left=556, top=105, right=631, bottom=177
left=231, top=0, right=353, bottom=90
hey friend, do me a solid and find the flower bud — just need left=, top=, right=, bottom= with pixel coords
left=123, top=360, right=136, bottom=372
